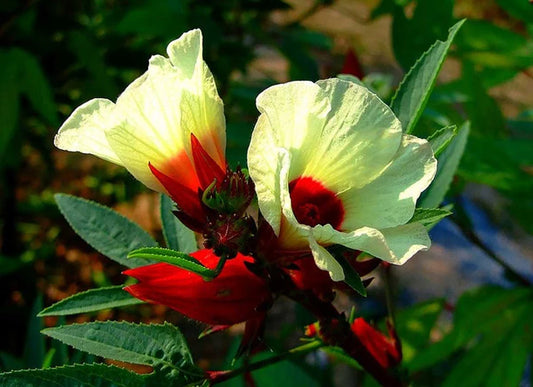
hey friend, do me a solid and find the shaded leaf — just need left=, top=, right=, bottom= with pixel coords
left=391, top=0, right=454, bottom=70
left=38, top=286, right=143, bottom=317
left=42, top=321, right=202, bottom=384
left=328, top=248, right=366, bottom=296
left=15, top=49, right=58, bottom=126
left=427, top=125, right=457, bottom=157
left=23, top=295, right=44, bottom=369
left=393, top=299, right=445, bottom=364
left=55, top=194, right=156, bottom=268
left=160, top=194, right=197, bottom=253
left=458, top=137, right=533, bottom=193
left=410, top=208, right=452, bottom=229
left=0, top=363, right=146, bottom=387
left=409, top=286, right=533, bottom=376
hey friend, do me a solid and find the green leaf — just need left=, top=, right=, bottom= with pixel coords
left=0, top=363, right=146, bottom=387
left=391, top=20, right=465, bottom=134
left=23, top=295, right=44, bottom=369
left=38, top=286, right=143, bottom=317
left=419, top=121, right=469, bottom=208
left=454, top=21, right=533, bottom=75
left=42, top=321, right=202, bottom=384
left=160, top=194, right=197, bottom=253
left=391, top=0, right=454, bottom=70
left=427, top=125, right=457, bottom=157
left=55, top=194, right=157, bottom=268
left=329, top=249, right=366, bottom=296
left=494, top=0, right=533, bottom=23
left=409, top=286, right=533, bottom=375
left=128, top=247, right=214, bottom=278
left=460, top=63, right=506, bottom=136
left=410, top=208, right=452, bottom=229
left=15, top=49, right=58, bottom=126
left=458, top=137, right=533, bottom=193
left=393, top=299, right=445, bottom=364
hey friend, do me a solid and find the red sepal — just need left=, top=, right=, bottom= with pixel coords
left=149, top=162, right=205, bottom=222
left=124, top=249, right=271, bottom=326
left=351, top=318, right=402, bottom=369
left=190, top=133, right=226, bottom=189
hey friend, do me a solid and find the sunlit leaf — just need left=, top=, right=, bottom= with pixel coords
left=55, top=194, right=156, bottom=268
left=38, top=286, right=143, bottom=317
left=391, top=20, right=465, bottom=135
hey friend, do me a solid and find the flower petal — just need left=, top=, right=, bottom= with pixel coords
left=306, top=78, right=402, bottom=191
left=248, top=81, right=330, bottom=234
left=340, top=134, right=437, bottom=230
left=308, top=237, right=345, bottom=281
left=312, top=222, right=430, bottom=265
left=54, top=98, right=123, bottom=165
left=106, top=30, right=225, bottom=192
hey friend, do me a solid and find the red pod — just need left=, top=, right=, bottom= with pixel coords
left=284, top=257, right=335, bottom=296
left=351, top=318, right=402, bottom=369
left=123, top=249, right=271, bottom=325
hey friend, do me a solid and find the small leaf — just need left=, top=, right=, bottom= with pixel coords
left=128, top=247, right=214, bottom=278
left=329, top=249, right=366, bottom=296
left=391, top=20, right=465, bottom=134
left=55, top=194, right=156, bottom=268
left=419, top=121, right=469, bottom=208
left=42, top=322, right=202, bottom=384
left=410, top=208, right=452, bottom=230
left=0, top=363, right=146, bottom=387
left=160, top=194, right=197, bottom=253
left=15, top=48, right=58, bottom=126
left=427, top=125, right=457, bottom=157
left=38, top=286, right=143, bottom=317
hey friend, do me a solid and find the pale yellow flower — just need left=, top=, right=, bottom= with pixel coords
left=248, top=79, right=437, bottom=280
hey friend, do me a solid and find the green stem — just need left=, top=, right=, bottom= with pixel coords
left=383, top=263, right=396, bottom=325
left=209, top=340, right=324, bottom=384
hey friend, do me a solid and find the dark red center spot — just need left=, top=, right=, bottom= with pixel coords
left=289, top=177, right=344, bottom=229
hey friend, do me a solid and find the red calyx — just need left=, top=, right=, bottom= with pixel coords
left=123, top=249, right=272, bottom=326
left=190, top=133, right=226, bottom=190
left=351, top=318, right=402, bottom=369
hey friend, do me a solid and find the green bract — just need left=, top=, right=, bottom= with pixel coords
left=247, top=78, right=437, bottom=281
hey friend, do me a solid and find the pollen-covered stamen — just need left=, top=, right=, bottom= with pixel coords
left=289, top=177, right=344, bottom=229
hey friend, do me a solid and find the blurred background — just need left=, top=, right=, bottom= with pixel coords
left=1, top=0, right=532, bottom=385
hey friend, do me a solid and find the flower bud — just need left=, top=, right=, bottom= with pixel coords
left=123, top=249, right=271, bottom=325
left=351, top=318, right=402, bottom=369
